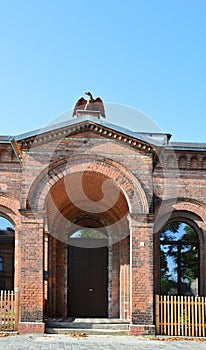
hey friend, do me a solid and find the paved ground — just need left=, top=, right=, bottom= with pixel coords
left=0, top=334, right=206, bottom=350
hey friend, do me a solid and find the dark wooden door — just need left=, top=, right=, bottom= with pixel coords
left=68, top=243, right=108, bottom=317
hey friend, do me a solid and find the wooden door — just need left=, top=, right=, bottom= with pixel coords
left=68, top=243, right=108, bottom=317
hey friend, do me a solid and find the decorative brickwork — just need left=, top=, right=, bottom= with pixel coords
left=0, top=117, right=206, bottom=335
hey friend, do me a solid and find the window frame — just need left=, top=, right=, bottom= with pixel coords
left=160, top=226, right=200, bottom=296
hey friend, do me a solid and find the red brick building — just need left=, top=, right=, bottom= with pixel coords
left=0, top=113, right=206, bottom=335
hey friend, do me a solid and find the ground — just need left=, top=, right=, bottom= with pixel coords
left=0, top=335, right=206, bottom=350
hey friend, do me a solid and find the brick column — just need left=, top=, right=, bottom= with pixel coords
left=47, top=235, right=57, bottom=318
left=120, top=237, right=130, bottom=319
left=56, top=240, right=67, bottom=317
left=129, top=214, right=155, bottom=336
left=17, top=210, right=45, bottom=333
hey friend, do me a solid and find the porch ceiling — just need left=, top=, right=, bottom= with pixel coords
left=46, top=170, right=129, bottom=235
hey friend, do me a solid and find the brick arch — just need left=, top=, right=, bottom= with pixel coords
left=202, top=157, right=206, bottom=169
left=190, top=156, right=198, bottom=168
left=178, top=155, right=187, bottom=169
left=154, top=197, right=206, bottom=235
left=47, top=178, right=130, bottom=237
left=154, top=198, right=206, bottom=296
left=166, top=154, right=176, bottom=167
left=26, top=154, right=150, bottom=215
left=0, top=194, right=20, bottom=227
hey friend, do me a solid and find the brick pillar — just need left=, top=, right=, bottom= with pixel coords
left=56, top=240, right=67, bottom=317
left=17, top=210, right=45, bottom=333
left=199, top=228, right=206, bottom=296
left=120, top=237, right=130, bottom=319
left=153, top=231, right=160, bottom=295
left=47, top=236, right=57, bottom=318
left=111, top=242, right=120, bottom=318
left=129, top=214, right=155, bottom=336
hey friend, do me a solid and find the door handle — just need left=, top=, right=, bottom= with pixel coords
left=89, top=288, right=93, bottom=292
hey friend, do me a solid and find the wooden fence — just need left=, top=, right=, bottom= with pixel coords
left=0, top=290, right=19, bottom=331
left=155, top=295, right=206, bottom=337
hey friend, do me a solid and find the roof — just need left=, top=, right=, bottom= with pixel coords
left=0, top=135, right=13, bottom=143
left=0, top=115, right=205, bottom=151
left=12, top=116, right=171, bottom=147
left=168, top=142, right=206, bottom=151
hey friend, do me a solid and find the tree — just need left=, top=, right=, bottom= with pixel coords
left=160, top=222, right=199, bottom=295
left=72, top=228, right=106, bottom=239
left=160, top=222, right=180, bottom=294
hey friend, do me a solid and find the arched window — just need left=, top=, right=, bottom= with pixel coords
left=160, top=222, right=199, bottom=296
left=70, top=228, right=107, bottom=239
left=69, top=228, right=108, bottom=248
left=0, top=216, right=15, bottom=290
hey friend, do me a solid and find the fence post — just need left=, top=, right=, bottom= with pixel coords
left=155, top=295, right=160, bottom=334
left=14, top=289, right=19, bottom=330
left=0, top=291, right=3, bottom=331
left=202, top=297, right=205, bottom=337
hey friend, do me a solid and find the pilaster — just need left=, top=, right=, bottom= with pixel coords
left=129, top=213, right=155, bottom=336
left=17, top=210, right=45, bottom=333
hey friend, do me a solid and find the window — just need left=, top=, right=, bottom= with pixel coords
left=0, top=257, right=3, bottom=272
left=0, top=216, right=15, bottom=290
left=68, top=228, right=108, bottom=248
left=160, top=222, right=199, bottom=296
left=70, top=228, right=107, bottom=239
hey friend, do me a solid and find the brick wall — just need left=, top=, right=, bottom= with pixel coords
left=0, top=122, right=206, bottom=335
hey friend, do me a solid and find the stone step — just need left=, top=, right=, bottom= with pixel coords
left=45, top=328, right=129, bottom=336
left=46, top=322, right=129, bottom=330
left=45, top=318, right=130, bottom=335
left=46, top=318, right=130, bottom=323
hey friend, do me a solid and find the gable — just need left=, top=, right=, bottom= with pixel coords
left=14, top=117, right=167, bottom=159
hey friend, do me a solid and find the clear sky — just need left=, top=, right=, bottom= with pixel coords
left=0, top=0, right=205, bottom=142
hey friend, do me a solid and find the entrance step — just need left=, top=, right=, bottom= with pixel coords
left=46, top=328, right=129, bottom=336
left=45, top=318, right=130, bottom=336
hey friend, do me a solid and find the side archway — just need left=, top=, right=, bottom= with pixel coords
left=154, top=198, right=206, bottom=296
left=0, top=196, right=20, bottom=292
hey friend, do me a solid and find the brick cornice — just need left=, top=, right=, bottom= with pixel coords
left=19, top=209, right=46, bottom=217
left=17, top=121, right=154, bottom=154
left=130, top=213, right=156, bottom=222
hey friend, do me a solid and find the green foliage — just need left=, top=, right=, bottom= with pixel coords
left=160, top=222, right=199, bottom=295
left=72, top=228, right=106, bottom=239
left=161, top=221, right=181, bottom=233
left=160, top=276, right=177, bottom=295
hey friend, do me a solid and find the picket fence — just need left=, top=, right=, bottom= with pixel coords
left=155, top=295, right=206, bottom=337
left=0, top=290, right=19, bottom=331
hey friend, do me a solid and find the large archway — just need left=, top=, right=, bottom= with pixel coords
left=44, top=169, right=131, bottom=319
left=25, top=154, right=150, bottom=325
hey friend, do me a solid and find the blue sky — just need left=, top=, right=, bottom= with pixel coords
left=0, top=0, right=206, bottom=141
left=0, top=217, right=13, bottom=229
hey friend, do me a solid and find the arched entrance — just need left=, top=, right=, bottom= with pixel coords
left=44, top=169, right=130, bottom=319
left=25, top=153, right=150, bottom=330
